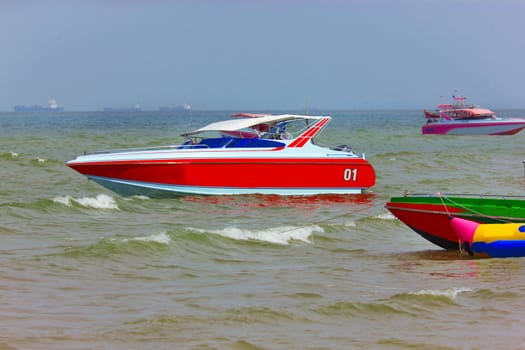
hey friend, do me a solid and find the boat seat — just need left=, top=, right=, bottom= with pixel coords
left=197, top=137, right=233, bottom=148
left=226, top=138, right=285, bottom=148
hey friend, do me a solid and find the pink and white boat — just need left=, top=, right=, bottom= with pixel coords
left=422, top=95, right=525, bottom=135
left=67, top=114, right=376, bottom=197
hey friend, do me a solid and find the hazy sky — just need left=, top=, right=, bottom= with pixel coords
left=1, top=0, right=524, bottom=111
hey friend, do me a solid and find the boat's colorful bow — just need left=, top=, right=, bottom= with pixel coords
left=385, top=194, right=525, bottom=250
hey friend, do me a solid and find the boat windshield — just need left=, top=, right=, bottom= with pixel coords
left=259, top=119, right=312, bottom=140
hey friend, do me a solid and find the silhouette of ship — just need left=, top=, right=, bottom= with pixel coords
left=14, top=99, right=64, bottom=112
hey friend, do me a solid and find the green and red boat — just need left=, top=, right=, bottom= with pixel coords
left=385, top=193, right=525, bottom=250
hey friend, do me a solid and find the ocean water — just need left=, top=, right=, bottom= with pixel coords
left=2, top=109, right=525, bottom=349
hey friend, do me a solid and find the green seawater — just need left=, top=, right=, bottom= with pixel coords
left=2, top=110, right=525, bottom=349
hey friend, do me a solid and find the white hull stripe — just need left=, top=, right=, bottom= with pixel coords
left=89, top=176, right=365, bottom=196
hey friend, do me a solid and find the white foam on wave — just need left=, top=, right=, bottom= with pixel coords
left=53, top=194, right=119, bottom=210
left=124, top=232, right=171, bottom=244
left=410, top=287, right=473, bottom=299
left=342, top=221, right=357, bottom=227
left=375, top=212, right=397, bottom=220
left=325, top=220, right=356, bottom=229
left=125, top=195, right=150, bottom=201
left=190, top=225, right=323, bottom=245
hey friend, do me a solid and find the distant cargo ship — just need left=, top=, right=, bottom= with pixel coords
left=158, top=103, right=191, bottom=112
left=14, top=99, right=64, bottom=112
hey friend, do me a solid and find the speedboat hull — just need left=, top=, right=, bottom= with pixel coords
left=451, top=217, right=525, bottom=258
left=68, top=156, right=375, bottom=197
left=385, top=194, right=525, bottom=250
left=67, top=114, right=376, bottom=197
left=422, top=118, right=525, bottom=135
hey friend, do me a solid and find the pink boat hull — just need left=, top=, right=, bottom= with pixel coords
left=422, top=118, right=525, bottom=135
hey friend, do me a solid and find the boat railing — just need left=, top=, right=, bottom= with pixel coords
left=85, top=137, right=287, bottom=155
left=86, top=144, right=193, bottom=155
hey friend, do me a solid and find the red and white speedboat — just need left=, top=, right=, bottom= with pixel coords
left=67, top=114, right=376, bottom=197
left=422, top=95, right=525, bottom=135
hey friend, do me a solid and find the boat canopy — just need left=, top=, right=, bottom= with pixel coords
left=465, top=108, right=494, bottom=116
left=231, top=113, right=272, bottom=118
left=443, top=108, right=494, bottom=118
left=181, top=114, right=326, bottom=136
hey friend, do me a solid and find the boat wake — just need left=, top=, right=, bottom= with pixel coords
left=187, top=225, right=323, bottom=245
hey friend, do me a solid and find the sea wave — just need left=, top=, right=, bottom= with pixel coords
left=313, top=287, right=474, bottom=319
left=30, top=157, right=47, bottom=165
left=314, top=301, right=408, bottom=317
left=63, top=232, right=171, bottom=259
left=0, top=151, right=21, bottom=159
left=470, top=288, right=520, bottom=300
left=374, top=212, right=397, bottom=220
left=1, top=151, right=54, bottom=165
left=341, top=220, right=357, bottom=227
left=408, top=287, right=473, bottom=299
left=122, top=232, right=172, bottom=244
left=124, top=195, right=150, bottom=201
left=188, top=225, right=323, bottom=245
left=222, top=306, right=294, bottom=324
left=371, top=287, right=476, bottom=316
left=53, top=194, right=119, bottom=210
